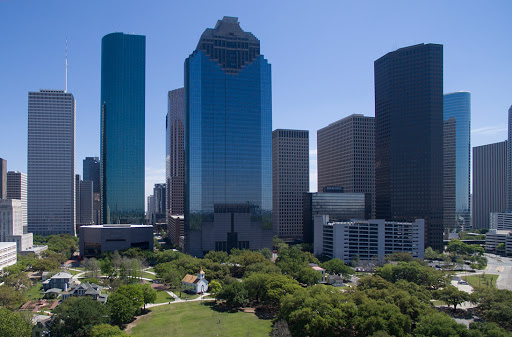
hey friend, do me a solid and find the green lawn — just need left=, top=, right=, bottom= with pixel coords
left=170, top=289, right=199, bottom=300
left=153, top=291, right=174, bottom=304
left=66, top=269, right=82, bottom=276
left=141, top=271, right=156, bottom=280
left=26, top=283, right=43, bottom=300
left=130, top=301, right=273, bottom=337
left=463, top=274, right=499, bottom=289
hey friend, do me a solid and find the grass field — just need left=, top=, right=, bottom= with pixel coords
left=130, top=302, right=273, bottom=337
left=141, top=271, right=156, bottom=280
left=26, top=283, right=43, bottom=300
left=463, top=274, right=499, bottom=289
left=153, top=291, right=174, bottom=304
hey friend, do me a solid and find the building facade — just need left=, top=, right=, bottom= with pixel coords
left=166, top=88, right=185, bottom=246
left=272, top=129, right=309, bottom=240
left=0, top=199, right=33, bottom=252
left=443, top=117, right=456, bottom=233
left=101, top=32, right=145, bottom=225
left=79, top=224, right=153, bottom=257
left=28, top=89, right=76, bottom=236
left=490, top=212, right=512, bottom=231
left=314, top=215, right=425, bottom=261
left=303, top=191, right=372, bottom=243
left=0, top=158, right=6, bottom=199
left=0, top=242, right=17, bottom=272
left=443, top=92, right=471, bottom=231
left=508, top=106, right=512, bottom=212
left=317, top=114, right=375, bottom=217
left=375, top=43, right=444, bottom=251
left=184, top=17, right=272, bottom=256
left=472, top=141, right=507, bottom=229
left=7, top=171, right=27, bottom=232
left=83, top=157, right=100, bottom=225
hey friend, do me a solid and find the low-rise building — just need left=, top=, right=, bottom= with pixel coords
left=42, top=271, right=73, bottom=291
left=61, top=282, right=108, bottom=303
left=327, top=274, right=344, bottom=287
left=314, top=215, right=425, bottom=261
left=490, top=212, right=512, bottom=231
left=486, top=229, right=512, bottom=255
left=79, top=224, right=154, bottom=257
left=0, top=242, right=17, bottom=272
left=182, top=267, right=209, bottom=294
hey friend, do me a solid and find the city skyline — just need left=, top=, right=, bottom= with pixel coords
left=0, top=1, right=511, bottom=203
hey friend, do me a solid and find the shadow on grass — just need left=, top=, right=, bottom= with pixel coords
left=203, top=301, right=276, bottom=320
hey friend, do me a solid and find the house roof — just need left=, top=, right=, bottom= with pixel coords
left=182, top=274, right=198, bottom=284
left=44, top=288, right=63, bottom=294
left=311, top=266, right=326, bottom=272
left=51, top=271, right=73, bottom=279
left=328, top=274, right=343, bottom=281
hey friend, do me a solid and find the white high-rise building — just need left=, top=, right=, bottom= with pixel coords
left=28, top=90, right=76, bottom=236
left=0, top=199, right=33, bottom=252
left=7, top=171, right=27, bottom=233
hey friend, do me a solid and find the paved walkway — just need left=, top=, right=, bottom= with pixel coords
left=146, top=292, right=213, bottom=308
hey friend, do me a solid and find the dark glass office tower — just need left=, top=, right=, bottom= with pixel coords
left=443, top=92, right=471, bottom=231
left=100, top=33, right=145, bottom=225
left=185, top=17, right=272, bottom=256
left=375, top=43, right=444, bottom=251
left=83, top=157, right=100, bottom=194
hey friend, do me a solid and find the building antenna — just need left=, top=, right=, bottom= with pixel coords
left=65, top=37, right=68, bottom=92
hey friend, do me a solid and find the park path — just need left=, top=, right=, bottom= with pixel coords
left=146, top=293, right=213, bottom=308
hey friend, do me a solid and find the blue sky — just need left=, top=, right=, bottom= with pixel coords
left=0, top=1, right=511, bottom=203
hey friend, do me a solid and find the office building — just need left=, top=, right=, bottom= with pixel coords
left=28, top=89, right=76, bottom=236
left=101, top=32, right=145, bottom=225
left=443, top=92, right=471, bottom=231
left=185, top=17, right=272, bottom=256
left=473, top=141, right=507, bottom=229
left=375, top=43, right=444, bottom=251
left=166, top=88, right=185, bottom=246
left=75, top=176, right=93, bottom=229
left=0, top=242, right=17, bottom=272
left=79, top=224, right=153, bottom=257
left=314, top=215, right=424, bottom=261
left=7, top=171, right=27, bottom=232
left=317, top=114, right=375, bottom=217
left=0, top=158, right=5, bottom=199
left=272, top=129, right=309, bottom=240
left=83, top=157, right=100, bottom=225
left=490, top=212, right=512, bottom=231
left=485, top=229, right=512, bottom=255
left=303, top=191, right=372, bottom=243
left=0, top=199, right=33, bottom=252
left=508, top=106, right=512, bottom=211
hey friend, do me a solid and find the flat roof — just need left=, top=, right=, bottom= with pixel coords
left=81, top=224, right=152, bottom=229
left=0, top=242, right=17, bottom=249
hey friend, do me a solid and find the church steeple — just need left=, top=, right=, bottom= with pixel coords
left=197, top=265, right=205, bottom=279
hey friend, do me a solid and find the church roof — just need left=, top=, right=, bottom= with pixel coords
left=182, top=274, right=198, bottom=284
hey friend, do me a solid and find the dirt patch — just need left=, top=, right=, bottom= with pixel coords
left=124, top=310, right=153, bottom=334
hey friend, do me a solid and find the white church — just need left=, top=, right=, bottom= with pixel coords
left=181, top=266, right=209, bottom=294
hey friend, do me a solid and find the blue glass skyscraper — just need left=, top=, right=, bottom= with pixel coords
left=443, top=92, right=471, bottom=230
left=100, top=32, right=145, bottom=224
left=185, top=17, right=272, bottom=256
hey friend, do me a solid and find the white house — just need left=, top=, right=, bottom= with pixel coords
left=181, top=267, right=209, bottom=294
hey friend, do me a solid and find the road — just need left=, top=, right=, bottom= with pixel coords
left=484, top=254, right=512, bottom=290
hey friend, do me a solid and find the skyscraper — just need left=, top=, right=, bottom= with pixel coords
left=508, top=105, right=512, bottom=212
left=7, top=171, right=27, bottom=233
left=100, top=32, right=145, bottom=225
left=317, top=114, right=375, bottom=217
left=75, top=175, right=93, bottom=230
left=0, top=158, right=6, bottom=199
left=83, top=157, right=100, bottom=194
left=473, top=141, right=507, bottom=229
left=272, top=129, right=309, bottom=240
left=166, top=88, right=185, bottom=245
left=375, top=43, right=444, bottom=251
left=185, top=17, right=272, bottom=256
left=28, top=90, right=76, bottom=236
left=443, top=92, right=471, bottom=231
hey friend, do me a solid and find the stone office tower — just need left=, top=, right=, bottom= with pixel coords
left=374, top=44, right=444, bottom=251
left=100, top=32, right=145, bottom=225
left=28, top=90, right=76, bottom=235
left=185, top=17, right=272, bottom=256
left=317, top=114, right=375, bottom=218
left=272, top=129, right=309, bottom=240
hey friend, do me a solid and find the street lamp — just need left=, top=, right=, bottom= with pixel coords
left=201, top=284, right=204, bottom=305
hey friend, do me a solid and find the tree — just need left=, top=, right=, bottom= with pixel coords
left=0, top=308, right=32, bottom=337
left=84, top=257, right=100, bottom=278
left=204, top=250, right=229, bottom=263
left=161, top=269, right=183, bottom=289
left=415, top=312, right=468, bottom=337
left=32, top=258, right=60, bottom=272
left=107, top=293, right=136, bottom=326
left=296, top=266, right=321, bottom=286
left=0, top=286, right=27, bottom=310
left=3, top=271, right=31, bottom=291
left=208, top=280, right=222, bottom=297
left=424, top=247, right=438, bottom=260
left=50, top=297, right=109, bottom=337
left=351, top=254, right=360, bottom=267
left=385, top=252, right=414, bottom=262
left=140, top=283, right=157, bottom=310
left=435, top=285, right=470, bottom=311
left=321, top=258, right=354, bottom=276
left=468, top=322, right=512, bottom=337
left=116, top=284, right=144, bottom=312
left=217, top=281, right=248, bottom=307
left=90, top=324, right=127, bottom=337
